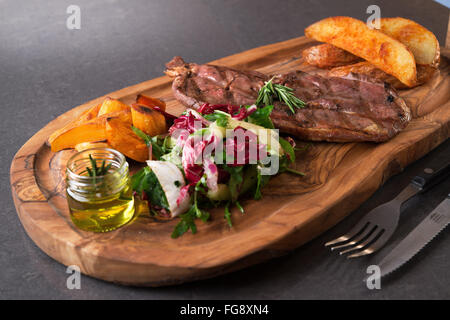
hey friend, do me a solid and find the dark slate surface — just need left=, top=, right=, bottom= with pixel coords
left=1, top=0, right=449, bottom=299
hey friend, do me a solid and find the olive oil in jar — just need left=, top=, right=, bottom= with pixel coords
left=66, top=148, right=135, bottom=232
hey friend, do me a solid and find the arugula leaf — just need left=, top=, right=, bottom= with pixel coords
left=203, top=110, right=229, bottom=128
left=146, top=170, right=170, bottom=210
left=279, top=156, right=305, bottom=176
left=131, top=167, right=170, bottom=210
left=279, top=137, right=295, bottom=163
left=255, top=166, right=271, bottom=200
left=131, top=126, right=151, bottom=145
left=171, top=175, right=210, bottom=238
left=235, top=201, right=244, bottom=214
left=246, top=105, right=274, bottom=129
left=224, top=201, right=232, bottom=227
left=171, top=206, right=197, bottom=238
left=131, top=126, right=164, bottom=160
left=223, top=165, right=244, bottom=202
left=131, top=167, right=151, bottom=193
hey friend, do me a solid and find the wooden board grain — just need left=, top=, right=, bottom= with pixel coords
left=10, top=36, right=450, bottom=286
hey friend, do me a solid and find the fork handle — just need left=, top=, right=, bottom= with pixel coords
left=411, top=155, right=450, bottom=191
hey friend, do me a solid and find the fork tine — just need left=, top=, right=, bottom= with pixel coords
left=337, top=225, right=379, bottom=255
left=325, top=221, right=370, bottom=247
left=344, top=228, right=385, bottom=258
left=346, top=229, right=389, bottom=258
left=330, top=223, right=374, bottom=251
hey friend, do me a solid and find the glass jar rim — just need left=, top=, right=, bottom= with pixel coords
left=66, top=147, right=127, bottom=181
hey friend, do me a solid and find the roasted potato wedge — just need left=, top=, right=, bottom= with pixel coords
left=74, top=141, right=110, bottom=152
left=136, top=94, right=166, bottom=112
left=98, top=97, right=130, bottom=116
left=131, top=103, right=166, bottom=136
left=380, top=17, right=440, bottom=67
left=105, top=117, right=149, bottom=162
left=305, top=16, right=417, bottom=87
left=302, top=43, right=362, bottom=68
left=50, top=117, right=107, bottom=152
left=328, top=61, right=437, bottom=89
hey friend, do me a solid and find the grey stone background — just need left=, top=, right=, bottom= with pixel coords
left=1, top=0, right=449, bottom=299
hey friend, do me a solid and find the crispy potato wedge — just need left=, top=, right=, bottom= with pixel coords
left=305, top=16, right=417, bottom=87
left=105, top=117, right=149, bottom=162
left=48, top=103, right=101, bottom=146
left=328, top=61, right=437, bottom=89
left=98, top=97, right=130, bottom=116
left=380, top=17, right=440, bottom=67
left=74, top=141, right=110, bottom=152
left=131, top=103, right=167, bottom=136
left=302, top=43, right=362, bottom=68
left=50, top=117, right=107, bottom=152
left=136, top=94, right=166, bottom=112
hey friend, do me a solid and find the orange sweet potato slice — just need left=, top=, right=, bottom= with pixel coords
left=98, top=97, right=130, bottom=116
left=48, top=103, right=101, bottom=145
left=50, top=117, right=107, bottom=152
left=136, top=94, right=166, bottom=112
left=98, top=109, right=132, bottom=124
left=131, top=103, right=167, bottom=137
left=105, top=117, right=149, bottom=162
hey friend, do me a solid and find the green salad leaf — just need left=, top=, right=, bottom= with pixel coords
left=203, top=110, right=229, bottom=128
left=131, top=167, right=170, bottom=210
left=131, top=126, right=166, bottom=160
left=279, top=137, right=295, bottom=163
left=171, top=176, right=210, bottom=238
left=246, top=105, right=274, bottom=129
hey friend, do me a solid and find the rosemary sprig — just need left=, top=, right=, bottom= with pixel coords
left=85, top=154, right=112, bottom=183
left=256, top=76, right=306, bottom=114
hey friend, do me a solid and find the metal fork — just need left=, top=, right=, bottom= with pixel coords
left=325, top=184, right=419, bottom=258
left=325, top=157, right=450, bottom=258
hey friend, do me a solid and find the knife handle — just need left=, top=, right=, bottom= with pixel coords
left=411, top=157, right=450, bottom=191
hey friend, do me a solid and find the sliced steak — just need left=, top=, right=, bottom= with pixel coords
left=165, top=56, right=411, bottom=142
left=166, top=56, right=266, bottom=109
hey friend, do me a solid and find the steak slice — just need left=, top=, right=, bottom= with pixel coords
left=165, top=56, right=266, bottom=109
left=165, top=56, right=411, bottom=142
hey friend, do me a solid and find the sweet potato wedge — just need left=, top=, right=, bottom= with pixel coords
left=131, top=103, right=167, bottom=137
left=105, top=117, right=149, bottom=162
left=98, top=109, right=132, bottom=124
left=50, top=117, right=107, bottom=152
left=380, top=17, right=440, bottom=67
left=48, top=103, right=101, bottom=146
left=75, top=141, right=110, bottom=152
left=136, top=94, right=166, bottom=112
left=305, top=16, right=417, bottom=87
left=98, top=97, right=130, bottom=116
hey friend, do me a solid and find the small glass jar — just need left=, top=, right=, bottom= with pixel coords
left=66, top=148, right=135, bottom=232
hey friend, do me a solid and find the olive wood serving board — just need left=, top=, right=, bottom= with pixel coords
left=10, top=36, right=450, bottom=286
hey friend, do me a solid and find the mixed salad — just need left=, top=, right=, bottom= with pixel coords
left=131, top=92, right=306, bottom=238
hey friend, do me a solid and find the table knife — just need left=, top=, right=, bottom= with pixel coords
left=377, top=193, right=450, bottom=278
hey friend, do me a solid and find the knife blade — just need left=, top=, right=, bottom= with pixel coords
left=377, top=193, right=450, bottom=278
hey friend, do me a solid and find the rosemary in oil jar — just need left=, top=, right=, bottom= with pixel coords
left=66, top=148, right=135, bottom=232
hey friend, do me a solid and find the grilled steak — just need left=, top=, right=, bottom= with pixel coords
left=165, top=56, right=411, bottom=142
